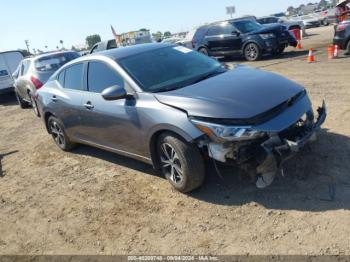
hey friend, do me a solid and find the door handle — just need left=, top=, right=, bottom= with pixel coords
left=51, top=95, right=58, bottom=102
left=84, top=101, right=94, bottom=110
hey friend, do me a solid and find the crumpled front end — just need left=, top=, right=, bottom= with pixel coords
left=192, top=93, right=327, bottom=189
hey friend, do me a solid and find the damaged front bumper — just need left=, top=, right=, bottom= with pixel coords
left=205, top=100, right=327, bottom=188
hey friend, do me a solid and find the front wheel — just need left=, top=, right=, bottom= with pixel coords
left=157, top=133, right=205, bottom=193
left=48, top=116, right=76, bottom=151
left=198, top=47, right=209, bottom=56
left=244, top=43, right=261, bottom=61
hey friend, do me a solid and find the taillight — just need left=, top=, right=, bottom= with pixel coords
left=31, top=76, right=43, bottom=89
left=336, top=24, right=347, bottom=32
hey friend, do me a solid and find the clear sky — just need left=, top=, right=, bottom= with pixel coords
left=0, top=0, right=311, bottom=52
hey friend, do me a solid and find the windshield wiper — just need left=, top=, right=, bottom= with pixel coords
left=189, top=69, right=226, bottom=85
left=152, top=68, right=226, bottom=93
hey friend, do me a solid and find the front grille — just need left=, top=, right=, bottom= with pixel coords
left=279, top=110, right=314, bottom=141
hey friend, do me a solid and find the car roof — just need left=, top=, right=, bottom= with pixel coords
left=89, top=43, right=173, bottom=60
left=34, top=51, right=78, bottom=60
left=203, top=17, right=257, bottom=28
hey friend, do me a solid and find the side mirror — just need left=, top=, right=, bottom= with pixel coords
left=102, top=85, right=128, bottom=101
left=232, top=30, right=240, bottom=36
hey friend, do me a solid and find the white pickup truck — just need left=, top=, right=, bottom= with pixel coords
left=257, top=16, right=306, bottom=36
left=0, top=51, right=24, bottom=95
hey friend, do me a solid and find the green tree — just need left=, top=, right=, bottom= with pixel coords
left=152, top=31, right=163, bottom=42
left=19, top=49, right=31, bottom=57
left=85, top=34, right=102, bottom=49
left=163, top=31, right=172, bottom=38
left=59, top=40, right=64, bottom=49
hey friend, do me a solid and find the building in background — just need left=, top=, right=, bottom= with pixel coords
left=118, top=29, right=152, bottom=46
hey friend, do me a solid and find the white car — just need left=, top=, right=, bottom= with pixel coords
left=290, top=14, right=321, bottom=29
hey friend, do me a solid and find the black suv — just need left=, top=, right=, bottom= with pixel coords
left=191, top=19, right=297, bottom=61
left=334, top=20, right=350, bottom=54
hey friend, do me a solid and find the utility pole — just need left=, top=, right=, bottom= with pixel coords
left=24, top=40, right=30, bottom=53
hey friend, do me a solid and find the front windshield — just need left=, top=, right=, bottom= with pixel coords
left=118, top=46, right=224, bottom=92
left=232, top=20, right=263, bottom=33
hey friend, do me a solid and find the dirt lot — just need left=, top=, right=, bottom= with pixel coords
left=1, top=26, right=350, bottom=255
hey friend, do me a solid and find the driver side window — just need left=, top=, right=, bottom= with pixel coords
left=87, top=62, right=124, bottom=93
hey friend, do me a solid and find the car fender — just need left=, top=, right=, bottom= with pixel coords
left=147, top=123, right=203, bottom=169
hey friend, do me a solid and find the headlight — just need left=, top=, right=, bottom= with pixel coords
left=259, top=33, right=276, bottom=39
left=190, top=119, right=266, bottom=142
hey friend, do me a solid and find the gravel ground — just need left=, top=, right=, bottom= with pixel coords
left=0, top=26, right=350, bottom=255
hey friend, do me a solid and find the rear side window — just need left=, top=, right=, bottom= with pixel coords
left=207, top=23, right=236, bottom=36
left=107, top=40, right=118, bottom=50
left=35, top=52, right=80, bottom=72
left=21, top=60, right=31, bottom=76
left=63, top=63, right=84, bottom=91
left=57, top=70, right=65, bottom=86
left=88, top=62, right=124, bottom=93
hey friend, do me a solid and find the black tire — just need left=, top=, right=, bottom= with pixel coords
left=244, top=43, right=261, bottom=61
left=198, top=47, right=209, bottom=56
left=323, top=19, right=329, bottom=26
left=157, top=133, right=205, bottom=193
left=346, top=40, right=350, bottom=55
left=15, top=91, right=30, bottom=109
left=47, top=116, right=76, bottom=151
left=29, top=94, right=40, bottom=117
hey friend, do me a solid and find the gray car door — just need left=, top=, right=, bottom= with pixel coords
left=53, top=63, right=86, bottom=139
left=79, top=61, right=143, bottom=155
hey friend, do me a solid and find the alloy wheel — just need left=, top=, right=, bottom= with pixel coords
left=50, top=121, right=65, bottom=147
left=160, top=143, right=184, bottom=184
left=246, top=43, right=259, bottom=60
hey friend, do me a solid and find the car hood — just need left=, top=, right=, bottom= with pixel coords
left=154, top=65, right=304, bottom=123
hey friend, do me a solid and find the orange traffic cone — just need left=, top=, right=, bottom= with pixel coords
left=308, top=48, right=315, bottom=63
left=296, top=40, right=302, bottom=49
left=328, top=45, right=335, bottom=59
left=334, top=45, right=339, bottom=58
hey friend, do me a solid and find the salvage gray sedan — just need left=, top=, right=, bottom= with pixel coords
left=36, top=43, right=326, bottom=193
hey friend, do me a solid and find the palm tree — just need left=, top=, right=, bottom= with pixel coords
left=59, top=40, right=64, bottom=49
left=45, top=45, right=48, bottom=50
left=56, top=46, right=59, bottom=50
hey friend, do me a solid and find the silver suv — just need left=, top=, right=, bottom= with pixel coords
left=13, top=51, right=79, bottom=116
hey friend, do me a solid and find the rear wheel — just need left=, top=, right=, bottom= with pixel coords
left=48, top=116, right=76, bottom=151
left=15, top=91, right=30, bottom=109
left=29, top=94, right=40, bottom=117
left=244, top=43, right=261, bottom=61
left=157, top=133, right=205, bottom=193
left=198, top=47, right=209, bottom=56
